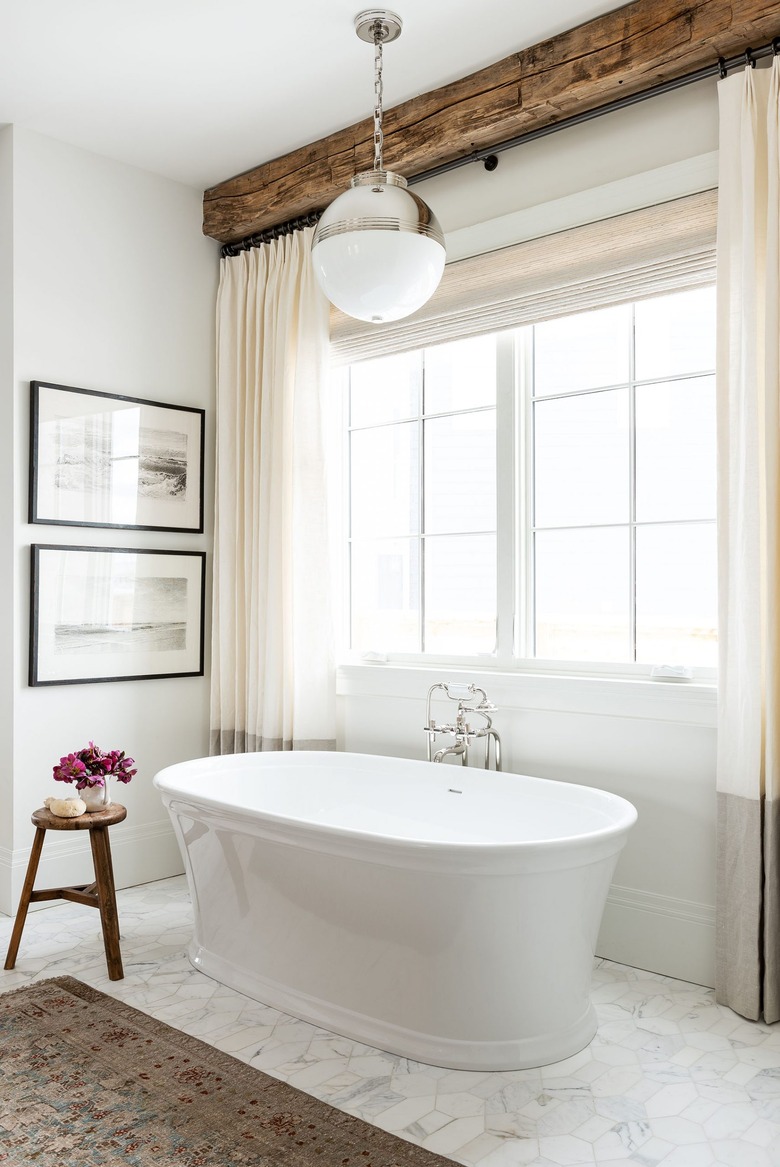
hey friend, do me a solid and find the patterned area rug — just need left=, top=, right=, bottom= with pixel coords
left=0, top=977, right=456, bottom=1167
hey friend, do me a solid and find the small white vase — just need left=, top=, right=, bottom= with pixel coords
left=80, top=779, right=111, bottom=812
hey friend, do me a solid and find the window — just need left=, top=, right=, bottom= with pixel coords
left=344, top=284, right=717, bottom=675
left=348, top=338, right=497, bottom=656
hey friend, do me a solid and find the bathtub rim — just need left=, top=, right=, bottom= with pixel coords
left=155, top=750, right=637, bottom=875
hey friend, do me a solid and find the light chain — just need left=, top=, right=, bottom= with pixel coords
left=373, top=21, right=384, bottom=172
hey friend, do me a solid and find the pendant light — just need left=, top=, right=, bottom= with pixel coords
left=311, top=10, right=446, bottom=324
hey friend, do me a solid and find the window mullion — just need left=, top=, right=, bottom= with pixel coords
left=629, top=305, right=637, bottom=663
left=494, top=332, right=515, bottom=666
left=512, top=327, right=534, bottom=661
left=344, top=368, right=354, bottom=651
left=418, top=364, right=425, bottom=654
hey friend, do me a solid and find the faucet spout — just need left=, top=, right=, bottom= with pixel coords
left=433, top=741, right=468, bottom=764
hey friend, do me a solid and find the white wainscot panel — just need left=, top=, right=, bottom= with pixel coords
left=336, top=664, right=716, bottom=987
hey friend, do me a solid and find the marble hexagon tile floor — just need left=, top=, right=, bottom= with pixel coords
left=2, top=876, right=780, bottom=1167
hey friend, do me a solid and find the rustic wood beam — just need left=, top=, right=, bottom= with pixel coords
left=204, top=0, right=780, bottom=245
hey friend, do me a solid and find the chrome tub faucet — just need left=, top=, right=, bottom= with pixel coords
left=424, top=682, right=502, bottom=770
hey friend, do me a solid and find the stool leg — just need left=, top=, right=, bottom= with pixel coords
left=89, top=827, right=123, bottom=981
left=4, top=827, right=46, bottom=970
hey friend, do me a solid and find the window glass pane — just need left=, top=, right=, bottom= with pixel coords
left=424, top=335, right=496, bottom=414
left=350, top=351, right=421, bottom=427
left=424, top=410, right=496, bottom=535
left=534, top=389, right=628, bottom=527
left=533, top=304, right=631, bottom=396
left=425, top=534, right=496, bottom=654
left=350, top=423, right=419, bottom=538
left=535, top=527, right=631, bottom=661
left=636, top=523, right=717, bottom=666
left=634, top=286, right=716, bottom=382
left=351, top=538, right=420, bottom=652
left=636, top=376, right=716, bottom=523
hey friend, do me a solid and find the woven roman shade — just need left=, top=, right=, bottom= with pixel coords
left=329, top=189, right=717, bottom=363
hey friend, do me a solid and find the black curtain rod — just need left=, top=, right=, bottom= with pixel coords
left=407, top=36, right=780, bottom=187
left=221, top=212, right=322, bottom=258
left=221, top=34, right=779, bottom=259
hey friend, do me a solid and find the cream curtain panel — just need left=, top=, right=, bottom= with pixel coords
left=211, top=228, right=336, bottom=754
left=716, top=59, right=780, bottom=1021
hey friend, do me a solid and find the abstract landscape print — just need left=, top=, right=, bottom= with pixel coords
left=31, top=382, right=204, bottom=532
left=54, top=575, right=189, bottom=656
left=30, top=545, right=206, bottom=686
left=136, top=425, right=188, bottom=502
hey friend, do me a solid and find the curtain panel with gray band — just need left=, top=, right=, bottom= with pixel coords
left=211, top=228, right=336, bottom=755
left=715, top=58, right=780, bottom=1023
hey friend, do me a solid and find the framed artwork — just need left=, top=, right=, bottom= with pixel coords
left=30, top=544, right=206, bottom=686
left=29, top=381, right=205, bottom=532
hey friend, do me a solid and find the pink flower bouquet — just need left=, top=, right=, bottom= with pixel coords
left=53, top=741, right=137, bottom=791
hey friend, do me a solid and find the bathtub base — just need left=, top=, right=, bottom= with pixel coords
left=188, top=942, right=599, bottom=1071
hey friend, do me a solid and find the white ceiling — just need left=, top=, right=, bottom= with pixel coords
left=0, top=0, right=623, bottom=191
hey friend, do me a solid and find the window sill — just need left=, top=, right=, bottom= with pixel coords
left=336, top=662, right=717, bottom=728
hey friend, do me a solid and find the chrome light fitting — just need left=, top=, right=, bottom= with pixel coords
left=311, top=10, right=446, bottom=324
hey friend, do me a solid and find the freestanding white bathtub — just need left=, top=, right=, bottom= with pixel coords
left=154, top=751, right=636, bottom=1071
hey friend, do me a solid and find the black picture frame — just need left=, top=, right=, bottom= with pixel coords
left=30, top=381, right=205, bottom=533
left=30, top=544, right=206, bottom=686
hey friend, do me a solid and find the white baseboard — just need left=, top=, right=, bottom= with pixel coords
left=0, top=818, right=184, bottom=918
left=598, top=884, right=715, bottom=988
left=0, top=846, right=12, bottom=919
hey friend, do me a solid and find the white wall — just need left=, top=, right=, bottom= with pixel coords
left=1, top=126, right=218, bottom=915
left=338, top=82, right=721, bottom=988
left=0, top=130, right=14, bottom=863
left=420, top=78, right=718, bottom=239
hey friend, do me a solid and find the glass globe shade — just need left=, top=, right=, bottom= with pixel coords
left=311, top=171, right=446, bottom=323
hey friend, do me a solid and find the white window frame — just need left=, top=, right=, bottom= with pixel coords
left=338, top=294, right=718, bottom=687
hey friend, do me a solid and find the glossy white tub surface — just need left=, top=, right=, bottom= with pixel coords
left=154, top=751, right=637, bottom=1070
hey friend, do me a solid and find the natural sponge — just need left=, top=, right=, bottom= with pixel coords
left=44, top=795, right=87, bottom=818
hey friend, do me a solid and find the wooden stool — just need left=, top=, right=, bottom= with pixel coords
left=4, top=804, right=127, bottom=981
